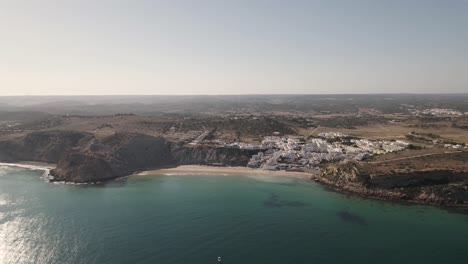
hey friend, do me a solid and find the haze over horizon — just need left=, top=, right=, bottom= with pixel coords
left=1, top=0, right=467, bottom=96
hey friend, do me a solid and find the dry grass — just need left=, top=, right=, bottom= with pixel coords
left=360, top=151, right=468, bottom=175
left=1, top=114, right=467, bottom=146
left=312, top=123, right=467, bottom=143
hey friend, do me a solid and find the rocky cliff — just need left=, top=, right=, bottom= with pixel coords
left=317, top=162, right=468, bottom=206
left=171, top=145, right=256, bottom=166
left=0, top=131, right=256, bottom=183
left=50, top=133, right=177, bottom=182
left=0, top=131, right=92, bottom=162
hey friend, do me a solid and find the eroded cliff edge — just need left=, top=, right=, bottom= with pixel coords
left=316, top=160, right=468, bottom=206
left=0, top=131, right=256, bottom=183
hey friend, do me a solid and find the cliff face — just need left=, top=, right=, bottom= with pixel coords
left=51, top=153, right=116, bottom=183
left=50, top=133, right=177, bottom=182
left=0, top=131, right=92, bottom=163
left=0, top=131, right=255, bottom=183
left=0, top=141, right=22, bottom=162
left=318, top=162, right=468, bottom=206
left=171, top=145, right=257, bottom=167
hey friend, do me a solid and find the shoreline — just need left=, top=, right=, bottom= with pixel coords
left=0, top=161, right=57, bottom=171
left=1, top=161, right=466, bottom=208
left=108, top=165, right=468, bottom=208
left=317, top=179, right=468, bottom=208
left=0, top=161, right=57, bottom=181
left=135, top=165, right=315, bottom=179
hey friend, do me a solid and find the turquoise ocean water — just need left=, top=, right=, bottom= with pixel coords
left=0, top=166, right=467, bottom=264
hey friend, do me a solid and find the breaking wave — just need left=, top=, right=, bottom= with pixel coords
left=0, top=162, right=55, bottom=181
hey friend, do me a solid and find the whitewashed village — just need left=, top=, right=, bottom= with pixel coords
left=195, top=131, right=409, bottom=171
left=244, top=132, right=408, bottom=171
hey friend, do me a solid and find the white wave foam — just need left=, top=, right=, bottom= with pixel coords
left=0, top=162, right=54, bottom=171
left=0, top=162, right=55, bottom=181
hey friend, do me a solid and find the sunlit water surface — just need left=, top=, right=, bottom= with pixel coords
left=1, top=167, right=467, bottom=264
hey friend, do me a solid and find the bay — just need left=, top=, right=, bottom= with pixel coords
left=0, top=166, right=467, bottom=264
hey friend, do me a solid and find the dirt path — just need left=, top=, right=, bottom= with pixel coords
left=309, top=125, right=320, bottom=136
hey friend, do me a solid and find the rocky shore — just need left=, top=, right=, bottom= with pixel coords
left=315, top=162, right=468, bottom=206
left=0, top=130, right=467, bottom=206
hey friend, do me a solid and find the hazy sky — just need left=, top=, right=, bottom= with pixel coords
left=1, top=0, right=467, bottom=95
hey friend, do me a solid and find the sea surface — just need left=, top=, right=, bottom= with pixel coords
left=1, top=166, right=467, bottom=264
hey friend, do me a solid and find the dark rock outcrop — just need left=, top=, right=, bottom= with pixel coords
left=52, top=153, right=116, bottom=183
left=0, top=131, right=92, bottom=162
left=0, top=140, right=22, bottom=162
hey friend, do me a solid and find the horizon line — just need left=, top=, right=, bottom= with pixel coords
left=1, top=92, right=468, bottom=97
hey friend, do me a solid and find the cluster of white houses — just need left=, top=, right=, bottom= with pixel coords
left=411, top=108, right=463, bottom=116
left=247, top=133, right=409, bottom=171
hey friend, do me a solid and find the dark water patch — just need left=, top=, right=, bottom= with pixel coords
left=262, top=193, right=307, bottom=208
left=415, top=209, right=427, bottom=214
left=443, top=207, right=468, bottom=216
left=337, top=211, right=368, bottom=226
left=263, top=194, right=282, bottom=208
left=273, top=181, right=298, bottom=187
left=318, top=230, right=331, bottom=239
left=283, top=200, right=308, bottom=207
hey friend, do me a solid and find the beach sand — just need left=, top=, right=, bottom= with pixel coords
left=136, top=165, right=315, bottom=179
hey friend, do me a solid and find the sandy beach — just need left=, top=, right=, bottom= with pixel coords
left=0, top=161, right=314, bottom=180
left=136, top=165, right=315, bottom=179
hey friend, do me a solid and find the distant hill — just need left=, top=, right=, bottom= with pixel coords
left=0, top=94, right=467, bottom=116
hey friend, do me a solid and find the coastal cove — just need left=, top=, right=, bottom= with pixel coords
left=2, top=160, right=467, bottom=207
left=0, top=131, right=466, bottom=206
left=1, top=166, right=467, bottom=264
